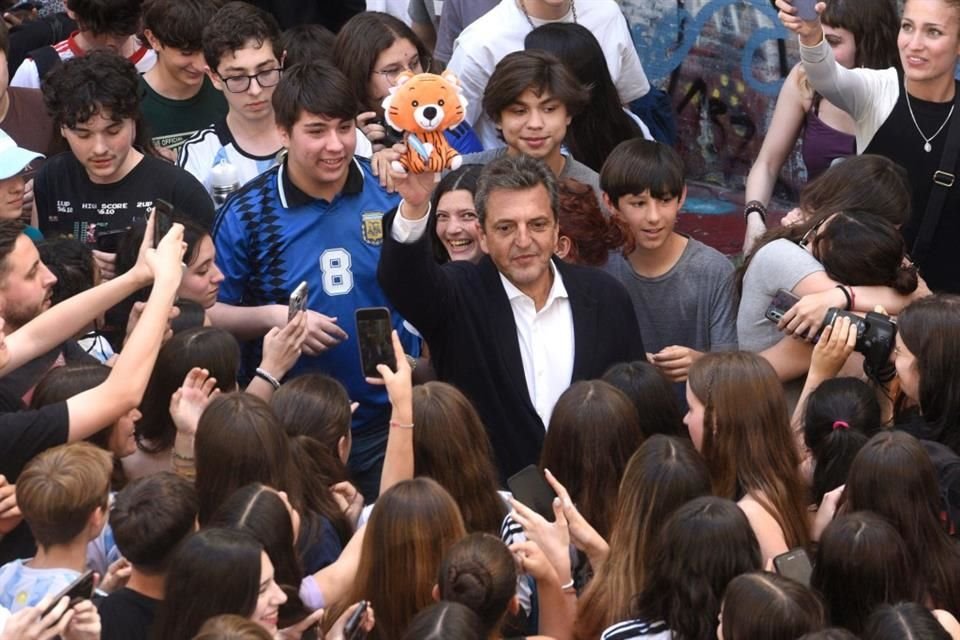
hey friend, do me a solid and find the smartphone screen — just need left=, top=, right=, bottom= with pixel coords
left=764, top=288, right=801, bottom=323
left=507, top=465, right=557, bottom=522
left=41, top=569, right=95, bottom=617
left=288, top=281, right=308, bottom=322
left=773, top=547, right=813, bottom=586
left=355, top=307, right=396, bottom=378
left=153, top=199, right=175, bottom=249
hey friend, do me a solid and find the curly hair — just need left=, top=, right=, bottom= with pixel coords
left=43, top=50, right=141, bottom=129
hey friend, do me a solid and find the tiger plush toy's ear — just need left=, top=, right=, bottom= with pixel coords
left=381, top=71, right=419, bottom=131
left=440, top=70, right=469, bottom=115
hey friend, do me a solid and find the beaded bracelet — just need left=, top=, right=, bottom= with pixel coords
left=743, top=200, right=768, bottom=223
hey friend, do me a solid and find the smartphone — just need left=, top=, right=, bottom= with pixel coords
left=95, top=228, right=127, bottom=253
left=343, top=600, right=368, bottom=640
left=793, top=0, right=819, bottom=21
left=153, top=199, right=175, bottom=249
left=507, top=465, right=557, bottom=523
left=288, top=281, right=308, bottom=322
left=355, top=307, right=396, bottom=378
left=41, top=569, right=95, bottom=617
left=764, top=288, right=801, bottom=323
left=773, top=547, right=813, bottom=586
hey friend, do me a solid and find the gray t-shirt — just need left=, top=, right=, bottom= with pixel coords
left=435, top=0, right=499, bottom=63
left=461, top=147, right=602, bottom=205
left=603, top=238, right=738, bottom=355
left=737, top=238, right=824, bottom=352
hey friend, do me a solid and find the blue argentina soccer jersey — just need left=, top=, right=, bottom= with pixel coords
left=213, top=157, right=418, bottom=432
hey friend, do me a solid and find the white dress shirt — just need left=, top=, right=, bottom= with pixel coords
left=392, top=204, right=575, bottom=427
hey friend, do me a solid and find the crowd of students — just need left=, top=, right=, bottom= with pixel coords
left=0, top=0, right=956, bottom=638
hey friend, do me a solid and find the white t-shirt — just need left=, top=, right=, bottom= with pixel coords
left=446, top=0, right=650, bottom=148
left=11, top=33, right=156, bottom=89
left=177, top=119, right=282, bottom=197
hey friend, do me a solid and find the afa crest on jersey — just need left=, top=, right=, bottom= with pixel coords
left=361, top=211, right=385, bottom=246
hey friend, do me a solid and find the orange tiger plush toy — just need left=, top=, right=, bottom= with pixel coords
left=382, top=70, right=467, bottom=174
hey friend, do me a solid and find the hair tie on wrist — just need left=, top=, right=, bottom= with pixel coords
left=832, top=420, right=850, bottom=431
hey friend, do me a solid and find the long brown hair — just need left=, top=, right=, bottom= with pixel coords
left=412, top=382, right=505, bottom=535
left=540, top=380, right=645, bottom=538
left=687, top=352, right=811, bottom=549
left=844, top=431, right=960, bottom=614
left=326, top=478, right=466, bottom=640
left=574, top=436, right=712, bottom=640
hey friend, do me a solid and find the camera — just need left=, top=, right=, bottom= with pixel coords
left=821, top=308, right=897, bottom=381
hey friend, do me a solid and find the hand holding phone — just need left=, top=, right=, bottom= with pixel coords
left=153, top=199, right=175, bottom=249
left=343, top=600, right=369, bottom=640
left=288, top=281, right=308, bottom=322
left=356, top=307, right=397, bottom=378
left=792, top=0, right=819, bottom=20
left=507, top=465, right=558, bottom=523
left=41, top=569, right=95, bottom=617
left=765, top=288, right=801, bottom=324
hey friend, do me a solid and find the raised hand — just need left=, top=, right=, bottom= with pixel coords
left=169, top=367, right=220, bottom=438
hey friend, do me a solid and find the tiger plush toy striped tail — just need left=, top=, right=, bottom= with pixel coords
left=382, top=70, right=468, bottom=174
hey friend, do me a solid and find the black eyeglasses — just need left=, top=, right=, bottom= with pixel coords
left=216, top=68, right=282, bottom=93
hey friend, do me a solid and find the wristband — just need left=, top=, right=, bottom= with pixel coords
left=835, top=285, right=852, bottom=310
left=390, top=420, right=414, bottom=429
left=560, top=578, right=576, bottom=594
left=744, top=200, right=767, bottom=223
left=255, top=367, right=281, bottom=390
left=848, top=286, right=856, bottom=310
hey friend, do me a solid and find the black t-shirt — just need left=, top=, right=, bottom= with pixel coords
left=34, top=152, right=215, bottom=244
left=0, top=397, right=69, bottom=564
left=0, top=396, right=69, bottom=482
left=98, top=587, right=159, bottom=640
left=0, top=341, right=97, bottom=406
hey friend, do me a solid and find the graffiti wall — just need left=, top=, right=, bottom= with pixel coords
left=622, top=0, right=803, bottom=203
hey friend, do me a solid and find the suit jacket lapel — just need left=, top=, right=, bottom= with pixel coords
left=558, top=260, right=599, bottom=380
left=479, top=258, right=537, bottom=412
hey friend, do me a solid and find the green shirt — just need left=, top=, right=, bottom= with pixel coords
left=139, top=75, right=227, bottom=153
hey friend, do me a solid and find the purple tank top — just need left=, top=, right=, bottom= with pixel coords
left=802, top=94, right=856, bottom=179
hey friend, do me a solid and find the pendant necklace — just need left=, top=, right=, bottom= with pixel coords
left=519, top=0, right=577, bottom=30
left=905, top=79, right=955, bottom=153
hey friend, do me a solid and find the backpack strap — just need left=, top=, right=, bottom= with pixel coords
left=27, top=44, right=61, bottom=82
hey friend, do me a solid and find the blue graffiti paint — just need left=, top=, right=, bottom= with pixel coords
left=681, top=197, right=738, bottom=215
left=630, top=0, right=789, bottom=96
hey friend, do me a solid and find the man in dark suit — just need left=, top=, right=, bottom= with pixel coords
left=379, top=154, right=645, bottom=481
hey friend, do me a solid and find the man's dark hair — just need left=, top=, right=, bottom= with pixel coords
left=43, top=49, right=141, bottom=129
left=37, top=238, right=96, bottom=305
left=474, top=155, right=558, bottom=228
left=481, top=50, right=589, bottom=124
left=600, top=138, right=686, bottom=204
left=202, top=1, right=282, bottom=72
left=281, top=24, right=335, bottom=68
left=0, top=220, right=24, bottom=277
left=65, top=0, right=144, bottom=37
left=143, top=0, right=222, bottom=52
left=272, top=62, right=358, bottom=132
left=111, top=472, right=199, bottom=574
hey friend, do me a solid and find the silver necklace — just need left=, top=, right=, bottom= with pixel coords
left=905, top=80, right=955, bottom=153
left=518, top=0, right=577, bottom=30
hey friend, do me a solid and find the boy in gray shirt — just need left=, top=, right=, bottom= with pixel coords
left=601, top=139, right=738, bottom=384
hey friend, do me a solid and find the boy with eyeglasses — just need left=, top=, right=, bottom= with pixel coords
left=178, top=2, right=285, bottom=198
left=139, top=0, right=227, bottom=155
